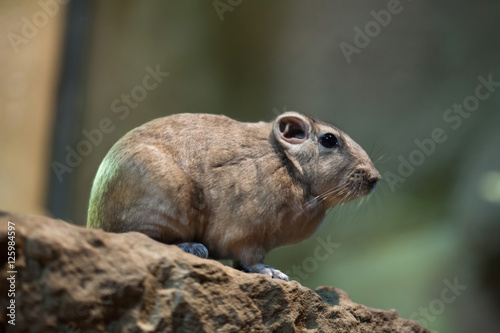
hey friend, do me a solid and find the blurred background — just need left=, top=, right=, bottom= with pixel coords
left=1, top=0, right=499, bottom=331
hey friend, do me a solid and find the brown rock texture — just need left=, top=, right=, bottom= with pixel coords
left=0, top=211, right=431, bottom=333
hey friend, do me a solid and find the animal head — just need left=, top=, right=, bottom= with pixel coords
left=272, top=112, right=380, bottom=208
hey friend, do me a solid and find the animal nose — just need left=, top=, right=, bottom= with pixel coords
left=367, top=172, right=381, bottom=191
left=367, top=178, right=378, bottom=191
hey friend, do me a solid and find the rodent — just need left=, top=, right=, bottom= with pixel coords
left=87, top=112, right=380, bottom=280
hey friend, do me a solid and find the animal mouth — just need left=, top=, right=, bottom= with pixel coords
left=347, top=180, right=376, bottom=198
left=329, top=170, right=380, bottom=205
left=304, top=170, right=380, bottom=209
left=345, top=169, right=380, bottom=200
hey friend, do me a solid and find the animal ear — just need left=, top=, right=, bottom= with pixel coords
left=274, top=113, right=310, bottom=145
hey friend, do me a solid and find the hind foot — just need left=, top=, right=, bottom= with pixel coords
left=237, top=263, right=289, bottom=281
left=176, top=242, right=209, bottom=258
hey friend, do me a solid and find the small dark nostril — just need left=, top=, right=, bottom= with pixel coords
left=366, top=174, right=380, bottom=190
left=366, top=180, right=377, bottom=193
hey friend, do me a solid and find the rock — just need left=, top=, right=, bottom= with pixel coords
left=0, top=211, right=432, bottom=332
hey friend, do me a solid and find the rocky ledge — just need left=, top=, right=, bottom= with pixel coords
left=0, top=211, right=431, bottom=332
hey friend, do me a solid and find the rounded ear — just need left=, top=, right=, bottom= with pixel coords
left=273, top=113, right=311, bottom=145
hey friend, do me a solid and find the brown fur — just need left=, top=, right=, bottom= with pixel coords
left=88, top=112, right=380, bottom=271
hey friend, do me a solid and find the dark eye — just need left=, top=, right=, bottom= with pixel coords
left=319, top=133, right=339, bottom=148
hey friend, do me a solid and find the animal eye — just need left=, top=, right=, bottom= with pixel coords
left=319, top=133, right=339, bottom=148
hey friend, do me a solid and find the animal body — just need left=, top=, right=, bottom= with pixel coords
left=87, top=112, right=380, bottom=280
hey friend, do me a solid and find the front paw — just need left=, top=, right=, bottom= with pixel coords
left=176, top=242, right=209, bottom=258
left=240, top=263, right=289, bottom=281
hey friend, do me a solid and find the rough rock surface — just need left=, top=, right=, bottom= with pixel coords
left=0, top=211, right=431, bottom=332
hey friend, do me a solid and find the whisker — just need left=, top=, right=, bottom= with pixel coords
left=303, top=181, right=348, bottom=208
left=375, top=153, right=386, bottom=163
left=369, top=140, right=393, bottom=161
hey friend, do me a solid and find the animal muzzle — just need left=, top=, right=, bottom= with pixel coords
left=349, top=168, right=381, bottom=195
